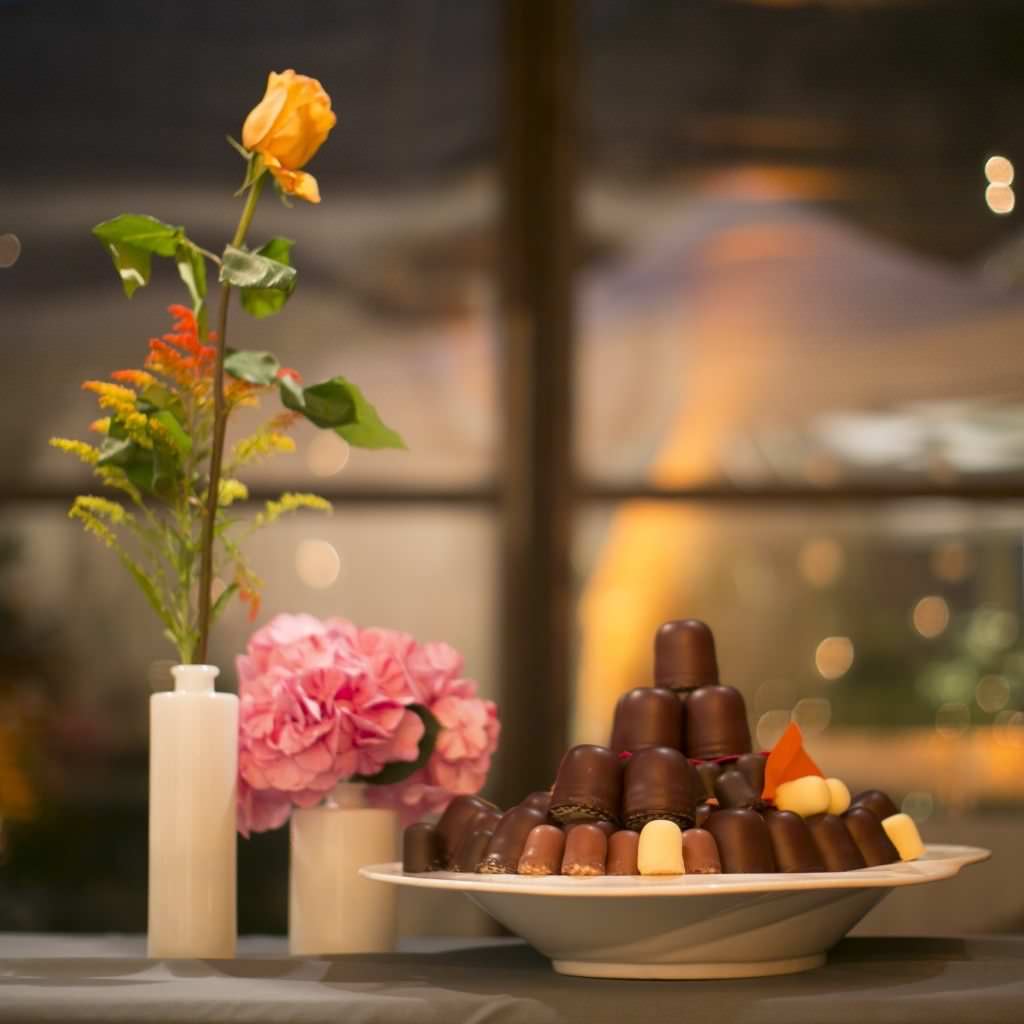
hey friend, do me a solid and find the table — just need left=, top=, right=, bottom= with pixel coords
left=1, top=934, right=1022, bottom=1023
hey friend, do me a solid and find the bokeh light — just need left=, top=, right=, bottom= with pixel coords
left=901, top=791, right=935, bottom=824
left=791, top=697, right=832, bottom=735
left=984, top=154, right=1014, bottom=185
left=756, top=709, right=791, bottom=750
left=912, top=595, right=950, bottom=639
left=965, top=607, right=1018, bottom=658
left=307, top=432, right=350, bottom=477
left=985, top=182, right=1015, bottom=214
left=797, top=538, right=844, bottom=588
left=815, top=636, right=854, bottom=680
left=975, top=674, right=1011, bottom=714
left=295, top=538, right=341, bottom=589
left=994, top=710, right=1024, bottom=748
left=0, top=233, right=20, bottom=268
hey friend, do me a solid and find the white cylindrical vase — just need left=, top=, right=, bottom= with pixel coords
left=148, top=664, right=238, bottom=959
left=289, top=782, right=398, bottom=955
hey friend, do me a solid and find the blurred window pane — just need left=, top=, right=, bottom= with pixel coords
left=579, top=1, right=1024, bottom=488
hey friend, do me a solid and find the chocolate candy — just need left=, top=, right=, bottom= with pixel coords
left=654, top=619, right=719, bottom=690
left=562, top=823, right=608, bottom=876
left=775, top=775, right=831, bottom=818
left=705, top=808, right=776, bottom=873
left=479, top=806, right=549, bottom=874
left=695, top=800, right=715, bottom=828
left=696, top=761, right=721, bottom=800
left=451, top=828, right=495, bottom=872
left=638, top=819, right=685, bottom=875
left=517, top=824, right=566, bottom=876
left=610, top=687, right=684, bottom=753
left=682, top=828, right=722, bottom=874
left=825, top=778, right=851, bottom=816
left=843, top=806, right=899, bottom=867
left=402, top=822, right=444, bottom=873
left=851, top=789, right=899, bottom=822
left=606, top=830, right=640, bottom=875
left=881, top=813, right=925, bottom=862
left=549, top=744, right=623, bottom=825
left=807, top=813, right=867, bottom=872
left=568, top=818, right=617, bottom=838
left=685, top=685, right=752, bottom=760
left=519, top=790, right=553, bottom=814
left=436, top=795, right=501, bottom=865
left=623, top=745, right=700, bottom=830
left=736, top=753, right=767, bottom=796
left=714, top=768, right=760, bottom=809
left=764, top=809, right=825, bottom=872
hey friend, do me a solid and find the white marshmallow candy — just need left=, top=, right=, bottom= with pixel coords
left=882, top=813, right=925, bottom=862
left=637, top=819, right=685, bottom=876
left=774, top=775, right=831, bottom=818
left=825, top=777, right=851, bottom=816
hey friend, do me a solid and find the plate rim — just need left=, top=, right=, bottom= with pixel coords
left=361, top=844, right=990, bottom=898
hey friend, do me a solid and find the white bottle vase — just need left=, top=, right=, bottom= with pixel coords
left=148, top=664, right=238, bottom=959
left=289, top=782, right=398, bottom=955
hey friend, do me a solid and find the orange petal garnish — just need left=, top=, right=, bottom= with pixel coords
left=762, top=722, right=822, bottom=801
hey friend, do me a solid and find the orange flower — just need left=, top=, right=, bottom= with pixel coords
left=242, top=70, right=336, bottom=203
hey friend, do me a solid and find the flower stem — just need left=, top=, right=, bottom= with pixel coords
left=194, top=171, right=265, bottom=664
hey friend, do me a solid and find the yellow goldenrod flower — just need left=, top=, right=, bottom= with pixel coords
left=218, top=479, right=249, bottom=507
left=49, top=438, right=100, bottom=465
left=73, top=495, right=127, bottom=524
left=257, top=492, right=331, bottom=527
left=89, top=417, right=112, bottom=434
left=231, top=430, right=296, bottom=467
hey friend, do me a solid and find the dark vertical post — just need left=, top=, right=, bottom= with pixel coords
left=495, top=0, right=577, bottom=806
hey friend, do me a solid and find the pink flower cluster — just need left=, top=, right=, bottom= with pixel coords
left=237, top=614, right=499, bottom=834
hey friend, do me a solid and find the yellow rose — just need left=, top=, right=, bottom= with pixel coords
left=242, top=70, right=337, bottom=204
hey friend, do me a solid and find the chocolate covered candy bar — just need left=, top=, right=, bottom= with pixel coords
left=610, top=686, right=684, bottom=753
left=517, top=824, right=566, bottom=876
left=549, top=744, right=623, bottom=825
left=705, top=808, right=776, bottom=873
left=623, top=745, right=700, bottom=830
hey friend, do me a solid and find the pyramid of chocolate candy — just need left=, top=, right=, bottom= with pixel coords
left=402, top=619, right=924, bottom=877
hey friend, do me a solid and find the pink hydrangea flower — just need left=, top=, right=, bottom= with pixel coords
left=367, top=643, right=500, bottom=826
left=237, top=614, right=499, bottom=833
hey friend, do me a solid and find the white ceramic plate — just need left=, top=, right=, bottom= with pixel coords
left=362, top=844, right=990, bottom=979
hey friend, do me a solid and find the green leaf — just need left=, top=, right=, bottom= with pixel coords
left=152, top=410, right=192, bottom=455
left=277, top=372, right=305, bottom=408
left=96, top=433, right=178, bottom=498
left=336, top=381, right=407, bottom=450
left=224, top=349, right=281, bottom=386
left=226, top=134, right=250, bottom=160
left=103, top=242, right=150, bottom=298
left=93, top=214, right=184, bottom=257
left=279, top=376, right=405, bottom=449
left=355, top=705, right=441, bottom=786
left=220, top=244, right=296, bottom=292
left=238, top=238, right=296, bottom=319
left=120, top=555, right=177, bottom=636
left=210, top=582, right=240, bottom=624
left=175, top=243, right=208, bottom=336
left=93, top=215, right=185, bottom=299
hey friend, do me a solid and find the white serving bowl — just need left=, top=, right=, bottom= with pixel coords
left=363, top=844, right=989, bottom=979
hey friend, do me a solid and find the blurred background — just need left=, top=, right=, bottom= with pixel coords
left=1, top=0, right=1023, bottom=936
